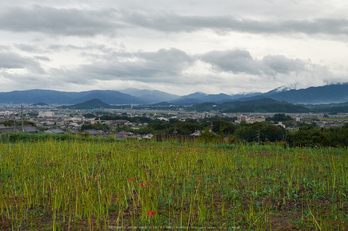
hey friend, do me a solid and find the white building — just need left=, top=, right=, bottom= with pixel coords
left=38, top=111, right=54, bottom=117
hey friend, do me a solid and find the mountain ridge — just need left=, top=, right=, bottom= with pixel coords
left=0, top=82, right=348, bottom=105
left=238, top=83, right=348, bottom=104
left=61, top=99, right=112, bottom=109
left=0, top=89, right=147, bottom=105
left=119, top=89, right=180, bottom=103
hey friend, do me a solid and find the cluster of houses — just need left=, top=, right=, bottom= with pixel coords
left=0, top=106, right=347, bottom=138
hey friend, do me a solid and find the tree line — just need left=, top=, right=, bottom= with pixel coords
left=84, top=113, right=348, bottom=147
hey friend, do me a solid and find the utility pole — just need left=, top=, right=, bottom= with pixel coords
left=13, top=113, right=16, bottom=132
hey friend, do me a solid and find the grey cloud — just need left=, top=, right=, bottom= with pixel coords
left=262, top=55, right=305, bottom=74
left=0, top=71, right=62, bottom=90
left=200, top=49, right=317, bottom=76
left=1, top=6, right=347, bottom=37
left=0, top=45, right=10, bottom=51
left=201, top=50, right=262, bottom=75
left=0, top=51, right=44, bottom=73
left=0, top=6, right=121, bottom=36
left=15, top=44, right=38, bottom=52
left=34, top=56, right=50, bottom=61
left=59, top=48, right=194, bottom=84
left=123, top=11, right=348, bottom=36
left=48, top=44, right=108, bottom=51
left=55, top=48, right=334, bottom=88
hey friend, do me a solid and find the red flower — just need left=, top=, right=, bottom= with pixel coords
left=147, top=211, right=156, bottom=217
left=141, top=183, right=149, bottom=187
left=198, top=178, right=202, bottom=181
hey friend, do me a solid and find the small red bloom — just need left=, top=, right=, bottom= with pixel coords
left=198, top=178, right=202, bottom=181
left=147, top=211, right=156, bottom=217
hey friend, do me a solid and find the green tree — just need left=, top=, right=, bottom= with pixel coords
left=266, top=113, right=293, bottom=123
left=287, top=126, right=328, bottom=147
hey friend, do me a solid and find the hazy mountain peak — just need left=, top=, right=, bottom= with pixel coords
left=119, top=88, right=180, bottom=103
left=184, top=92, right=207, bottom=97
left=268, top=84, right=298, bottom=94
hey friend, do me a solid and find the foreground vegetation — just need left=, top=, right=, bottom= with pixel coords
left=0, top=137, right=347, bottom=230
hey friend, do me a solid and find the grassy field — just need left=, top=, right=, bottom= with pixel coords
left=0, top=138, right=347, bottom=230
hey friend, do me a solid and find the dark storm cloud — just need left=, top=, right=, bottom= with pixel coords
left=0, top=6, right=121, bottom=36
left=200, top=49, right=313, bottom=75
left=60, top=48, right=194, bottom=84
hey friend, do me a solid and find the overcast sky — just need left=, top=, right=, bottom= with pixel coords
left=0, top=0, right=347, bottom=95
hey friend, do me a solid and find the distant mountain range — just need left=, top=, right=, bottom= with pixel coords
left=0, top=90, right=147, bottom=105
left=0, top=83, right=347, bottom=105
left=167, top=92, right=260, bottom=105
left=119, top=89, right=179, bottom=103
left=239, top=83, right=348, bottom=104
left=164, top=83, right=348, bottom=105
